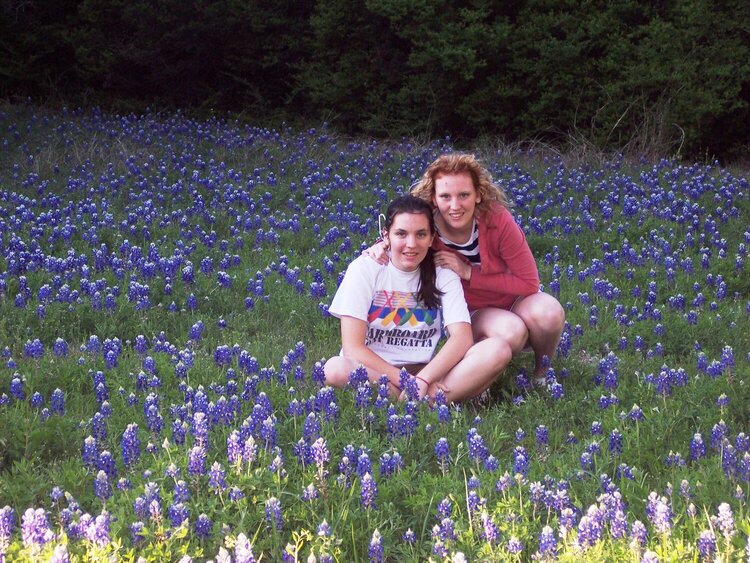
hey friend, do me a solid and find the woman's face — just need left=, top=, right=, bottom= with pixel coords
left=384, top=211, right=434, bottom=272
left=432, top=172, right=481, bottom=237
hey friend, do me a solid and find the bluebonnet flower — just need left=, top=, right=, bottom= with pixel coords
left=243, top=436, right=258, bottom=465
left=536, top=525, right=557, bottom=558
left=559, top=507, right=577, bottom=536
left=608, top=429, right=623, bottom=455
left=302, top=483, right=319, bottom=502
left=173, top=480, right=190, bottom=504
left=496, top=472, right=512, bottom=493
left=208, top=462, right=227, bottom=492
left=716, top=502, right=735, bottom=540
left=535, top=425, right=549, bottom=447
left=645, top=492, right=673, bottom=534
left=506, top=535, right=523, bottom=555
left=50, top=388, right=65, bottom=415
left=379, top=452, right=403, bottom=478
left=48, top=544, right=69, bottom=563
left=480, top=512, right=499, bottom=544
left=188, top=445, right=207, bottom=477
left=402, top=528, right=416, bottom=543
left=576, top=504, right=604, bottom=549
left=303, top=412, right=321, bottom=442
left=129, top=520, right=146, bottom=546
left=121, top=423, right=140, bottom=468
left=21, top=507, right=55, bottom=548
left=234, top=533, right=256, bottom=563
left=628, top=404, right=644, bottom=422
left=169, top=502, right=189, bottom=528
left=264, top=497, right=283, bottom=531
left=195, top=513, right=212, bottom=539
left=84, top=510, right=111, bottom=546
left=53, top=337, right=69, bottom=357
left=10, top=376, right=25, bottom=401
left=513, top=446, right=529, bottom=476
left=368, top=529, right=384, bottom=563
left=1, top=506, right=15, bottom=554
left=467, top=428, right=489, bottom=465
left=191, top=412, right=209, bottom=446
left=30, top=391, right=44, bottom=410
left=436, top=498, right=453, bottom=520
left=360, top=472, right=378, bottom=509
left=229, top=487, right=245, bottom=502
left=696, top=529, right=716, bottom=561
left=710, top=421, right=729, bottom=450
left=628, top=519, right=648, bottom=550
left=94, top=470, right=111, bottom=501
left=690, top=433, right=706, bottom=461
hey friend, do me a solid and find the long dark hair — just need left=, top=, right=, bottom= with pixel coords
left=384, top=195, right=444, bottom=309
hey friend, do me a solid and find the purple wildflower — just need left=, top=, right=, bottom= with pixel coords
left=264, top=497, right=283, bottom=531
left=195, top=513, right=212, bottom=539
left=537, top=525, right=557, bottom=557
left=360, top=472, right=378, bottom=510
left=21, top=507, right=55, bottom=549
left=697, top=529, right=716, bottom=561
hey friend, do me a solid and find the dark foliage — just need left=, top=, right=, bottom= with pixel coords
left=1, top=0, right=748, bottom=160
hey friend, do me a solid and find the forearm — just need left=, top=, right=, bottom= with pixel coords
left=417, top=323, right=473, bottom=384
left=468, top=268, right=540, bottom=295
left=341, top=342, right=402, bottom=383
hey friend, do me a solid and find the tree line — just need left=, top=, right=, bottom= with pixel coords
left=2, top=0, right=748, bottom=160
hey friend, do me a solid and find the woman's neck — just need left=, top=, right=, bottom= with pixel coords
left=435, top=213, right=474, bottom=243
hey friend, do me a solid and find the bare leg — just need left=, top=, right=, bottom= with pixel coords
left=432, top=309, right=528, bottom=402
left=511, top=292, right=565, bottom=376
left=471, top=308, right=529, bottom=353
left=323, top=356, right=401, bottom=399
left=433, top=338, right=511, bottom=402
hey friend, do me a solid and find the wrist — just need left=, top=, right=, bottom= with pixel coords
left=415, top=375, right=430, bottom=387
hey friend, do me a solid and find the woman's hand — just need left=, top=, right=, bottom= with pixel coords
left=434, top=250, right=472, bottom=281
left=399, top=375, right=430, bottom=402
left=362, top=240, right=390, bottom=265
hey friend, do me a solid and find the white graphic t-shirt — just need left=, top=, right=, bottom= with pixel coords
left=329, top=256, right=470, bottom=365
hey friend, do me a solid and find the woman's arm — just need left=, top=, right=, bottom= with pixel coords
left=340, top=315, right=402, bottom=384
left=466, top=210, right=539, bottom=295
left=362, top=240, right=390, bottom=265
left=416, top=321, right=473, bottom=386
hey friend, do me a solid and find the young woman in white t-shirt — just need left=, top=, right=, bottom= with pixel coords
left=324, top=195, right=510, bottom=402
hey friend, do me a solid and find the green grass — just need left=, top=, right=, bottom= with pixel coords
left=0, top=102, right=748, bottom=561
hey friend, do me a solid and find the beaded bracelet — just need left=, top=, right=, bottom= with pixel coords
left=415, top=375, right=430, bottom=387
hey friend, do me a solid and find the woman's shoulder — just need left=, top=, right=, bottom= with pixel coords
left=436, top=266, right=462, bottom=287
left=347, top=254, right=385, bottom=275
left=478, top=203, right=514, bottom=227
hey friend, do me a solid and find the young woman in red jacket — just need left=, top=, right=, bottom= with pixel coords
left=366, top=153, right=565, bottom=387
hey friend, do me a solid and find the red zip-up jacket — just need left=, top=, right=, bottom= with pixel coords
left=433, top=204, right=540, bottom=311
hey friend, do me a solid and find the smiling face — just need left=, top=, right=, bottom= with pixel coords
left=383, top=211, right=435, bottom=272
left=432, top=172, right=481, bottom=240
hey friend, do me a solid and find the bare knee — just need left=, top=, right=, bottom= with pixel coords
left=518, top=296, right=565, bottom=335
left=323, top=357, right=352, bottom=388
left=484, top=337, right=514, bottom=371
left=474, top=310, right=528, bottom=350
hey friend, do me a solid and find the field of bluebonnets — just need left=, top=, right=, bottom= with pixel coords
left=0, top=102, right=748, bottom=562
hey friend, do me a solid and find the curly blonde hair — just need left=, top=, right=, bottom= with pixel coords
left=410, top=153, right=511, bottom=215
